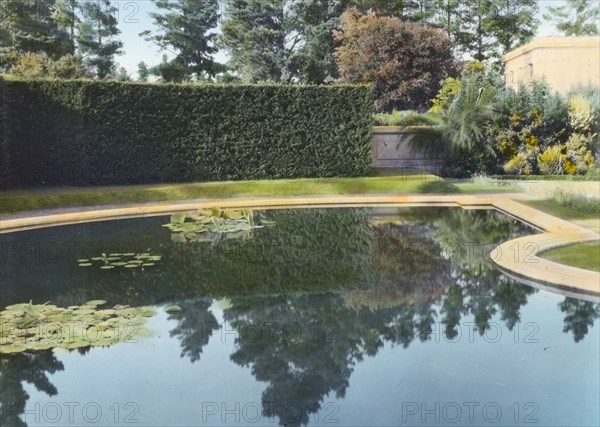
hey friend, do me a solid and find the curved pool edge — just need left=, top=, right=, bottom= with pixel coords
left=1, top=194, right=599, bottom=296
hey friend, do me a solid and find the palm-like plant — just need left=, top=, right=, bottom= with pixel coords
left=407, top=77, right=498, bottom=164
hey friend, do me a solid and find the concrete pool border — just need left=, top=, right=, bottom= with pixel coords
left=1, top=194, right=598, bottom=296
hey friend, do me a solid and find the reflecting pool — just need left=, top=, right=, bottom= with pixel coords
left=0, top=208, right=598, bottom=426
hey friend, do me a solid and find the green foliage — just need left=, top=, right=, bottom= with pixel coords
left=553, top=188, right=600, bottom=216
left=141, top=0, right=221, bottom=80
left=219, top=0, right=343, bottom=83
left=8, top=52, right=48, bottom=78
left=416, top=180, right=461, bottom=194
left=544, top=0, right=600, bottom=36
left=373, top=110, right=442, bottom=126
left=137, top=61, right=149, bottom=82
left=429, top=77, right=462, bottom=113
left=77, top=0, right=122, bottom=78
left=0, top=78, right=373, bottom=188
left=0, top=0, right=72, bottom=59
left=115, top=66, right=131, bottom=82
left=163, top=208, right=271, bottom=244
left=491, top=81, right=573, bottom=175
left=77, top=252, right=162, bottom=269
left=8, top=52, right=85, bottom=78
left=410, top=75, right=499, bottom=177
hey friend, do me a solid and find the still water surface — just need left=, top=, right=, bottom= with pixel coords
left=0, top=208, right=598, bottom=426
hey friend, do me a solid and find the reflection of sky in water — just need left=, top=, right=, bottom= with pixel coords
left=20, top=289, right=599, bottom=427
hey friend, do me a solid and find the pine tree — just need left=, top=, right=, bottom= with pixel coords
left=220, top=0, right=344, bottom=83
left=141, top=0, right=221, bottom=80
left=137, top=61, right=149, bottom=82
left=0, top=0, right=71, bottom=58
left=77, top=0, right=123, bottom=78
left=544, top=0, right=600, bottom=36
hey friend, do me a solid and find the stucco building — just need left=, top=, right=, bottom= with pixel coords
left=503, top=36, right=600, bottom=93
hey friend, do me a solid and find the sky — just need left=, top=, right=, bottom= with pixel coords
left=112, top=0, right=571, bottom=79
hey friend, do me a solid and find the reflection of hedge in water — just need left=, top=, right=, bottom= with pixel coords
left=161, top=208, right=377, bottom=299
left=0, top=207, right=536, bottom=310
left=0, top=209, right=377, bottom=307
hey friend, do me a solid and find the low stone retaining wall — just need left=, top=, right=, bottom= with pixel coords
left=372, top=126, right=445, bottom=173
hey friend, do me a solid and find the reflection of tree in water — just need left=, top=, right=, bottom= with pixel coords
left=422, top=208, right=537, bottom=335
left=223, top=293, right=403, bottom=426
left=168, top=300, right=220, bottom=362
left=560, top=298, right=600, bottom=342
left=0, top=351, right=64, bottom=427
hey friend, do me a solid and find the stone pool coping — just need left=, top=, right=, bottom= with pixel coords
left=1, top=194, right=598, bottom=297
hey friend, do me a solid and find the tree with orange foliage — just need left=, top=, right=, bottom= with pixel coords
left=334, top=8, right=456, bottom=112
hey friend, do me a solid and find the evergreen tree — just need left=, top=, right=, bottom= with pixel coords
left=484, top=0, right=539, bottom=59
left=544, top=0, right=600, bottom=36
left=220, top=0, right=344, bottom=83
left=52, top=0, right=81, bottom=53
left=115, top=66, right=131, bottom=81
left=77, top=0, right=123, bottom=78
left=141, top=0, right=221, bottom=80
left=137, top=61, right=149, bottom=82
left=0, top=0, right=71, bottom=59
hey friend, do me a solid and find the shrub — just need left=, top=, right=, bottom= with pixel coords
left=8, top=52, right=86, bottom=79
left=565, top=133, right=595, bottom=174
left=491, top=81, right=572, bottom=174
left=373, top=110, right=442, bottom=126
left=9, top=52, right=48, bottom=78
left=417, top=180, right=461, bottom=194
left=47, top=54, right=86, bottom=79
left=553, top=189, right=600, bottom=215
left=0, top=78, right=373, bottom=188
left=538, top=145, right=565, bottom=174
left=569, top=94, right=596, bottom=132
left=429, top=77, right=462, bottom=114
left=503, top=153, right=529, bottom=175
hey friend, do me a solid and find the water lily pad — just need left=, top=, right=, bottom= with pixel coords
left=165, top=206, right=270, bottom=244
left=141, top=263, right=155, bottom=267
left=170, top=213, right=186, bottom=224
left=100, top=265, right=115, bottom=270
left=0, top=343, right=27, bottom=353
left=78, top=263, right=92, bottom=267
left=164, top=304, right=181, bottom=313
left=124, top=264, right=140, bottom=268
left=0, top=301, right=157, bottom=354
left=85, top=300, right=107, bottom=307
left=77, top=259, right=89, bottom=262
left=4, top=303, right=30, bottom=311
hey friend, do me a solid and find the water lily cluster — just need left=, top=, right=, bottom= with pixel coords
left=78, top=252, right=162, bottom=269
left=0, top=300, right=156, bottom=354
left=163, top=207, right=274, bottom=244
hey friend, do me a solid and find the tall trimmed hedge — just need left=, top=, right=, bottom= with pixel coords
left=0, top=77, right=373, bottom=188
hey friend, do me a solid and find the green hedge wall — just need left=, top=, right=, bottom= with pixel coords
left=0, top=77, right=373, bottom=188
